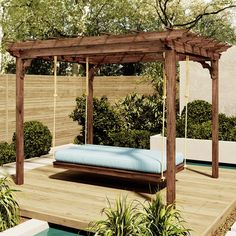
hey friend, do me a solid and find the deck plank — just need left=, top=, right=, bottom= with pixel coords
left=9, top=158, right=236, bottom=236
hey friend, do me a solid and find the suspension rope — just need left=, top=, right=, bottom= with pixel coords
left=5, top=75, right=9, bottom=142
left=85, top=57, right=89, bottom=145
left=161, top=52, right=166, bottom=180
left=53, top=56, right=58, bottom=154
left=184, top=56, right=190, bottom=168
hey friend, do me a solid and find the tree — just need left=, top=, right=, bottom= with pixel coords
left=1, top=0, right=235, bottom=76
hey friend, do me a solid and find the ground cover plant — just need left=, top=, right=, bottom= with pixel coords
left=0, top=177, right=20, bottom=232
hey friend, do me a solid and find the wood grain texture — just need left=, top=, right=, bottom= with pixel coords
left=12, top=159, right=236, bottom=236
left=211, top=60, right=219, bottom=178
left=53, top=161, right=184, bottom=184
left=15, top=58, right=25, bottom=185
left=86, top=68, right=95, bottom=144
left=7, top=29, right=229, bottom=63
left=0, top=75, right=154, bottom=145
left=165, top=50, right=177, bottom=204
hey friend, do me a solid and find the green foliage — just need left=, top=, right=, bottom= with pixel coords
left=91, top=193, right=190, bottom=236
left=219, top=114, right=236, bottom=141
left=177, top=100, right=236, bottom=141
left=0, top=142, right=15, bottom=166
left=118, top=93, right=163, bottom=133
left=181, top=100, right=212, bottom=124
left=70, top=95, right=121, bottom=145
left=12, top=121, right=52, bottom=159
left=110, top=129, right=151, bottom=149
left=141, top=193, right=190, bottom=236
left=92, top=197, right=142, bottom=236
left=0, top=177, right=20, bottom=232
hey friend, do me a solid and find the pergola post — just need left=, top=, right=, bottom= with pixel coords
left=211, top=60, right=219, bottom=178
left=86, top=67, right=95, bottom=144
left=16, top=57, right=25, bottom=185
left=165, top=50, right=177, bottom=204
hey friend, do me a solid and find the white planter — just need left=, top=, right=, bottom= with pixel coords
left=1, top=219, right=49, bottom=236
left=150, top=134, right=236, bottom=165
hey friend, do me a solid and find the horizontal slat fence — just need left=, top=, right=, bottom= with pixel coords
left=0, top=75, right=154, bottom=145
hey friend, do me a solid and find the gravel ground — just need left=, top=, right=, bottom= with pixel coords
left=213, top=207, right=236, bottom=236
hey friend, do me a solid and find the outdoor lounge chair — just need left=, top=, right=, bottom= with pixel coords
left=53, top=145, right=184, bottom=183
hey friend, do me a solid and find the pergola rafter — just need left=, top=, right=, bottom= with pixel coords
left=7, top=29, right=230, bottom=204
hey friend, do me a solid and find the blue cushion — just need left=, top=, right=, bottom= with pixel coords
left=55, top=144, right=184, bottom=174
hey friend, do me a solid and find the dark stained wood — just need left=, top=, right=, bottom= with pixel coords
left=8, top=29, right=230, bottom=205
left=7, top=29, right=230, bottom=63
left=86, top=67, right=95, bottom=144
left=211, top=60, right=219, bottom=178
left=18, top=41, right=166, bottom=59
left=53, top=161, right=184, bottom=184
left=8, top=29, right=189, bottom=51
left=165, top=50, right=177, bottom=204
left=16, top=57, right=25, bottom=185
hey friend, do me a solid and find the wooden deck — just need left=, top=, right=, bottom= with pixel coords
left=10, top=157, right=236, bottom=236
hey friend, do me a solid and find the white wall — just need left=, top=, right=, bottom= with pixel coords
left=180, top=46, right=236, bottom=116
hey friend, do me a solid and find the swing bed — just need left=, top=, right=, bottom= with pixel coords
left=52, top=55, right=189, bottom=183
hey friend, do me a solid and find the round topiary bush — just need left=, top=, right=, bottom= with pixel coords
left=181, top=100, right=212, bottom=124
left=12, top=121, right=52, bottom=159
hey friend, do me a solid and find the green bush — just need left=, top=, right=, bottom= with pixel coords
left=70, top=95, right=121, bottom=145
left=117, top=93, right=163, bottom=133
left=228, top=127, right=236, bottom=141
left=219, top=114, right=236, bottom=141
left=177, top=100, right=236, bottom=141
left=12, top=121, right=52, bottom=159
left=141, top=193, right=190, bottom=236
left=0, top=142, right=16, bottom=165
left=180, top=100, right=212, bottom=124
left=0, top=177, right=20, bottom=232
left=91, top=193, right=190, bottom=236
left=110, top=129, right=151, bottom=149
left=92, top=197, right=142, bottom=236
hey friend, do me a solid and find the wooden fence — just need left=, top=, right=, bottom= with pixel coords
left=0, top=75, right=154, bottom=145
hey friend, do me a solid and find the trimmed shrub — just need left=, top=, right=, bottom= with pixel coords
left=0, top=142, right=15, bottom=165
left=181, top=100, right=212, bottom=124
left=117, top=93, right=163, bottom=133
left=70, top=95, right=121, bottom=145
left=228, top=127, right=236, bottom=141
left=219, top=114, right=236, bottom=141
left=110, top=129, right=151, bottom=149
left=12, top=121, right=52, bottom=159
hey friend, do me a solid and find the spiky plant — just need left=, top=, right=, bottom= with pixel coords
left=141, top=193, right=190, bottom=236
left=91, top=196, right=142, bottom=236
left=0, top=177, right=20, bottom=232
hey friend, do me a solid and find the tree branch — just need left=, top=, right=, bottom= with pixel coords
left=173, top=4, right=236, bottom=29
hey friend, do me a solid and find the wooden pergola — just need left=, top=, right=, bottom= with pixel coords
left=7, top=29, right=230, bottom=204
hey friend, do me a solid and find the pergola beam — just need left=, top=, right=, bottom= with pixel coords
left=8, top=29, right=189, bottom=51
left=17, top=41, right=166, bottom=59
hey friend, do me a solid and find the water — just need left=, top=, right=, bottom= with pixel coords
left=35, top=227, right=86, bottom=236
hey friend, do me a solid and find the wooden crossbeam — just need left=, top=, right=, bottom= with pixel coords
left=7, top=29, right=188, bottom=51
left=18, top=41, right=166, bottom=59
